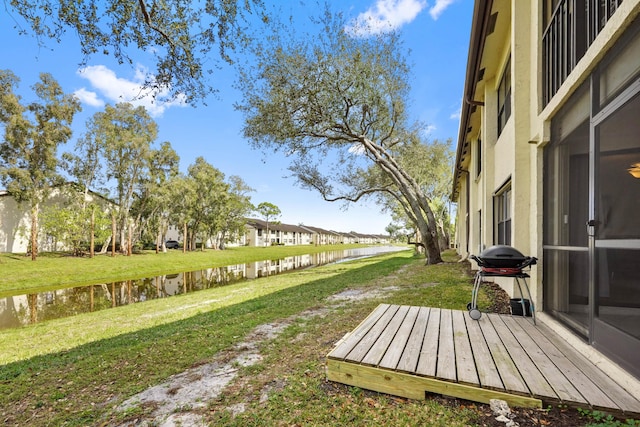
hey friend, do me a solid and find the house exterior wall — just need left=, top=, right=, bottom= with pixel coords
left=454, top=0, right=640, bottom=384
left=455, top=0, right=640, bottom=305
left=0, top=187, right=114, bottom=254
left=0, top=192, right=28, bottom=253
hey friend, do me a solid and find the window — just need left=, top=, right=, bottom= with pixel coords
left=494, top=182, right=512, bottom=245
left=497, top=57, right=511, bottom=135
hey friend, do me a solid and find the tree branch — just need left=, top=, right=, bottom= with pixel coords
left=138, top=0, right=172, bottom=46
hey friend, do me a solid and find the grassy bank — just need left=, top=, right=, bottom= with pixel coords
left=0, top=249, right=492, bottom=426
left=0, top=243, right=375, bottom=294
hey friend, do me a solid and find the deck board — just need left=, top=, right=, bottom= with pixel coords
left=514, top=317, right=619, bottom=409
left=379, top=305, right=420, bottom=370
left=436, top=308, right=456, bottom=381
left=502, top=316, right=586, bottom=404
left=395, top=307, right=429, bottom=373
left=347, top=305, right=400, bottom=363
left=326, top=305, right=640, bottom=416
left=329, top=304, right=390, bottom=360
left=415, top=307, right=440, bottom=377
left=534, top=321, right=640, bottom=412
left=477, top=314, right=529, bottom=394
left=452, top=310, right=479, bottom=385
left=362, top=305, right=409, bottom=366
left=464, top=311, right=503, bottom=389
left=486, top=314, right=556, bottom=398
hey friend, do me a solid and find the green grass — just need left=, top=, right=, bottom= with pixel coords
left=0, top=243, right=374, bottom=295
left=0, top=249, right=487, bottom=426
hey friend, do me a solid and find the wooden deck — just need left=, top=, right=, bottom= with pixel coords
left=326, top=304, right=640, bottom=415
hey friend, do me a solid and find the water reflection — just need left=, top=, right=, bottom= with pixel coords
left=0, top=246, right=404, bottom=330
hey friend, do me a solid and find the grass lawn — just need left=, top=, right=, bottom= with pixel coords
left=0, top=249, right=494, bottom=426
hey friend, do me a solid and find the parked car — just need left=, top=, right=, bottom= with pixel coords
left=165, top=240, right=180, bottom=249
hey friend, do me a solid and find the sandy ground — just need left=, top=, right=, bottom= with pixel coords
left=116, top=286, right=400, bottom=426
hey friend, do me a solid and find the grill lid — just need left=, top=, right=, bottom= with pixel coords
left=480, top=245, right=525, bottom=259
left=471, top=245, right=535, bottom=268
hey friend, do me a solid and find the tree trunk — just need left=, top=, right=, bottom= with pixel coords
left=361, top=137, right=442, bottom=264
left=30, top=204, right=38, bottom=261
left=423, top=225, right=442, bottom=264
left=28, top=293, right=38, bottom=323
left=418, top=202, right=443, bottom=264
left=183, top=222, right=187, bottom=253
left=111, top=211, right=117, bottom=257
left=90, top=208, right=95, bottom=258
left=127, top=223, right=132, bottom=256
left=119, top=218, right=127, bottom=255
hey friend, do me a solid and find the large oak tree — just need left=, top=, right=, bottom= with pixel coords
left=236, top=10, right=443, bottom=263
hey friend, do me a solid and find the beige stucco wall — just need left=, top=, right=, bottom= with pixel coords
left=0, top=188, right=113, bottom=254
left=456, top=0, right=640, bottom=307
left=454, top=0, right=640, bottom=387
left=0, top=194, right=28, bottom=253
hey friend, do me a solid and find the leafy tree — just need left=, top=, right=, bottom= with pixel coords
left=214, top=175, right=255, bottom=249
left=185, top=157, right=229, bottom=250
left=5, top=0, right=268, bottom=103
left=384, top=223, right=405, bottom=243
left=376, top=137, right=454, bottom=251
left=255, top=202, right=281, bottom=246
left=61, top=116, right=105, bottom=197
left=40, top=192, right=111, bottom=256
left=94, top=103, right=158, bottom=254
left=0, top=70, right=81, bottom=260
left=163, top=173, right=196, bottom=253
left=236, top=10, right=443, bottom=263
left=62, top=114, right=110, bottom=256
left=131, top=141, right=180, bottom=252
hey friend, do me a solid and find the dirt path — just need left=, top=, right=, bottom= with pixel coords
left=116, top=286, right=399, bottom=426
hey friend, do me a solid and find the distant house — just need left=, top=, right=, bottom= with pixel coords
left=375, top=234, right=391, bottom=244
left=339, top=232, right=358, bottom=244
left=300, top=225, right=342, bottom=245
left=351, top=232, right=380, bottom=244
left=164, top=224, right=248, bottom=249
left=165, top=218, right=388, bottom=249
left=0, top=184, right=114, bottom=253
left=244, top=219, right=313, bottom=246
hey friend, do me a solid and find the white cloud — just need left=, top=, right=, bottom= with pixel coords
left=424, top=124, right=437, bottom=135
left=75, top=65, right=187, bottom=117
left=449, top=107, right=461, bottom=120
left=73, top=88, right=104, bottom=108
left=429, top=0, right=456, bottom=20
left=346, top=0, right=427, bottom=37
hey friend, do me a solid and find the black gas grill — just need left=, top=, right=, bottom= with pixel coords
left=468, top=245, right=537, bottom=323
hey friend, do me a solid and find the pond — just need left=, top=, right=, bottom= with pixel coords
left=0, top=246, right=406, bottom=330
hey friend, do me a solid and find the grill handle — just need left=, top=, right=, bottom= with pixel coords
left=470, top=254, right=485, bottom=267
left=470, top=254, right=537, bottom=269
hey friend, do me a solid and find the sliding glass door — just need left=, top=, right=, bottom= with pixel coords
left=591, top=86, right=640, bottom=376
left=544, top=18, right=640, bottom=378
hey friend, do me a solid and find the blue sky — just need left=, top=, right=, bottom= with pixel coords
left=0, top=0, right=471, bottom=234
